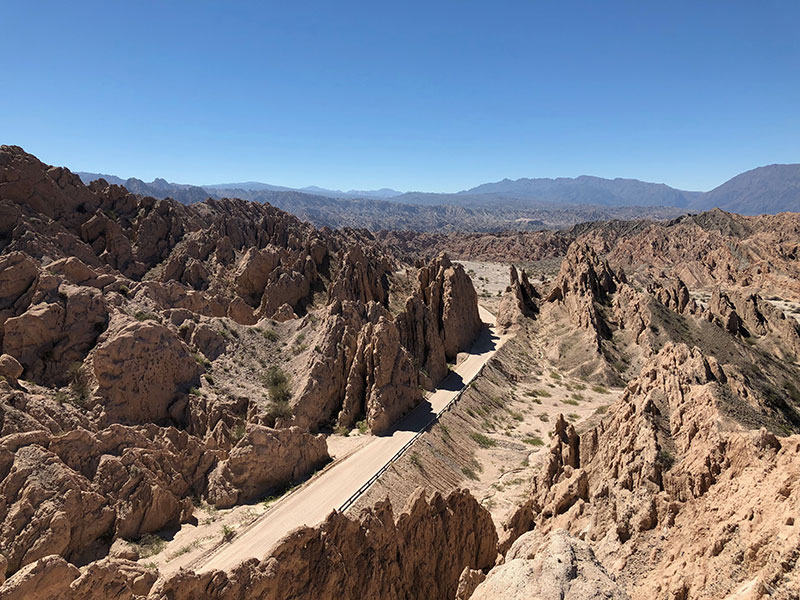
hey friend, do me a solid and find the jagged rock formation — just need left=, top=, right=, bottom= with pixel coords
left=0, top=555, right=156, bottom=600
left=92, top=319, right=201, bottom=424
left=708, top=287, right=800, bottom=359
left=498, top=343, right=800, bottom=599
left=418, top=254, right=482, bottom=360
left=545, top=243, right=620, bottom=338
left=0, top=489, right=498, bottom=599
left=150, top=488, right=497, bottom=600
left=497, top=264, right=539, bottom=328
left=291, top=254, right=482, bottom=434
left=648, top=276, right=698, bottom=315
left=0, top=146, right=488, bottom=585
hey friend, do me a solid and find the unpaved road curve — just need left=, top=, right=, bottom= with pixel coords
left=196, top=305, right=508, bottom=573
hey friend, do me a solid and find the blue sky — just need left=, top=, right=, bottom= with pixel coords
left=3, top=1, right=798, bottom=192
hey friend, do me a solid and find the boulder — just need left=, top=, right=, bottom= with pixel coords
left=0, top=354, right=23, bottom=381
left=93, top=320, right=200, bottom=423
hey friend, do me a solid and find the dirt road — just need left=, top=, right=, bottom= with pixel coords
left=196, top=305, right=508, bottom=573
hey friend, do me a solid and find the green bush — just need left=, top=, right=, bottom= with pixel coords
left=135, top=533, right=166, bottom=558
left=461, top=466, right=479, bottom=480
left=470, top=432, right=496, bottom=448
left=134, top=310, right=159, bottom=322
left=221, top=525, right=236, bottom=542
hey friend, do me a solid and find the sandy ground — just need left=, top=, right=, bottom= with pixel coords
left=142, top=305, right=509, bottom=574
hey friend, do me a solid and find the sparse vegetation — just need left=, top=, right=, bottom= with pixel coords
left=221, top=524, right=236, bottom=542
left=592, top=385, right=610, bottom=394
left=134, top=310, right=159, bottom=322
left=231, top=423, right=246, bottom=442
left=192, top=352, right=211, bottom=367
left=356, top=419, right=369, bottom=434
left=461, top=466, right=479, bottom=480
left=470, top=432, right=496, bottom=448
left=262, top=328, right=279, bottom=342
left=527, top=388, right=551, bottom=398
left=523, top=436, right=544, bottom=446
left=67, top=362, right=90, bottom=407
left=657, top=449, right=675, bottom=470
left=168, top=540, right=201, bottom=559
left=409, top=453, right=423, bottom=469
left=134, top=533, right=166, bottom=558
left=561, top=398, right=579, bottom=406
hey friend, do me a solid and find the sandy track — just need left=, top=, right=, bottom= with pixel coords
left=195, top=306, right=508, bottom=573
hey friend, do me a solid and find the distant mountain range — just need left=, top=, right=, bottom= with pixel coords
left=76, top=163, right=800, bottom=231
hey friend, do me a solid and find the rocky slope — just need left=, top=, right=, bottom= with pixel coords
left=0, top=146, right=485, bottom=586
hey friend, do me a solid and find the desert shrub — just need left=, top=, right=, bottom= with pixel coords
left=657, top=449, right=675, bottom=470
left=67, top=362, right=90, bottom=406
left=264, top=399, right=292, bottom=426
left=134, top=310, right=159, bottom=322
left=221, top=525, right=236, bottom=542
left=523, top=436, right=544, bottom=446
left=470, top=432, right=496, bottom=448
left=461, top=466, right=479, bottom=480
left=135, top=534, right=166, bottom=558
left=231, top=423, right=246, bottom=442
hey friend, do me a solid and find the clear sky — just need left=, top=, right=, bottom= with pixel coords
left=3, top=1, right=798, bottom=192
